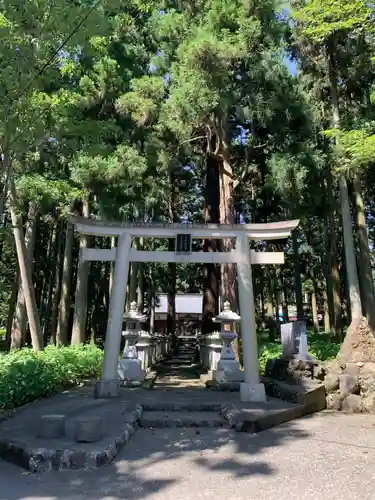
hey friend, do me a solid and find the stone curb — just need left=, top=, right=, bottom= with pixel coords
left=0, top=404, right=143, bottom=473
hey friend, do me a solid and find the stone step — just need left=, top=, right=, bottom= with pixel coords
left=263, top=377, right=326, bottom=412
left=140, top=411, right=226, bottom=428
left=142, top=402, right=222, bottom=412
left=162, top=360, right=195, bottom=366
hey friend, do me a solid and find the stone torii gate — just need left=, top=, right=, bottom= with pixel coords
left=71, top=217, right=299, bottom=403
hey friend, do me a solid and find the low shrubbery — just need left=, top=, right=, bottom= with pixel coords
left=0, top=345, right=103, bottom=410
left=258, top=331, right=341, bottom=375
left=0, top=330, right=342, bottom=411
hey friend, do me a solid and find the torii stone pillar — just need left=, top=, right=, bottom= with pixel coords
left=236, top=234, right=266, bottom=402
left=94, top=233, right=132, bottom=398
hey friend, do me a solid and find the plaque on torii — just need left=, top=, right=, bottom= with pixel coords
left=175, top=233, right=192, bottom=254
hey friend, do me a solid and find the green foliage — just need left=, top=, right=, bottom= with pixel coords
left=258, top=331, right=341, bottom=374
left=324, top=128, right=375, bottom=171
left=292, top=0, right=372, bottom=43
left=0, top=345, right=103, bottom=409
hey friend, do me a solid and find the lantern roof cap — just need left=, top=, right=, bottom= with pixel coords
left=214, top=301, right=241, bottom=322
left=123, top=301, right=147, bottom=322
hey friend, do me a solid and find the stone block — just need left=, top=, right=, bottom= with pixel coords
left=93, top=379, right=120, bottom=398
left=324, top=374, right=339, bottom=393
left=38, top=414, right=66, bottom=439
left=263, top=377, right=326, bottom=412
left=73, top=417, right=102, bottom=443
left=326, top=393, right=342, bottom=411
left=344, top=363, right=360, bottom=375
left=118, top=358, right=144, bottom=382
left=359, top=362, right=375, bottom=375
left=339, top=374, right=359, bottom=397
left=341, top=394, right=363, bottom=413
left=362, top=393, right=375, bottom=414
left=325, top=360, right=343, bottom=375
left=313, top=364, right=326, bottom=381
left=358, top=375, right=375, bottom=394
left=70, top=451, right=87, bottom=470
left=240, top=382, right=267, bottom=403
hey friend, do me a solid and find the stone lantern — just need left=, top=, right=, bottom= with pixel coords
left=214, top=301, right=243, bottom=384
left=118, top=301, right=147, bottom=384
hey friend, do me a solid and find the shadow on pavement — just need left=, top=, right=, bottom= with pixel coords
left=0, top=418, right=312, bottom=500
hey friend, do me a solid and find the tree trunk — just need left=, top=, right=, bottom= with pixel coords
left=129, top=239, right=138, bottom=303
left=292, top=230, right=304, bottom=320
left=353, top=173, right=375, bottom=329
left=219, top=149, right=236, bottom=309
left=11, top=201, right=39, bottom=349
left=50, top=220, right=64, bottom=344
left=323, top=286, right=331, bottom=333
left=339, top=175, right=362, bottom=320
left=71, top=198, right=90, bottom=344
left=56, top=220, right=74, bottom=345
left=311, top=283, right=319, bottom=333
left=326, top=169, right=342, bottom=336
left=8, top=171, right=43, bottom=351
left=5, top=267, right=19, bottom=350
left=202, top=154, right=220, bottom=334
left=328, top=44, right=362, bottom=322
left=167, top=174, right=177, bottom=338
left=137, top=238, right=144, bottom=311
left=42, top=222, right=57, bottom=345
left=281, top=273, right=289, bottom=322
left=109, top=236, right=116, bottom=297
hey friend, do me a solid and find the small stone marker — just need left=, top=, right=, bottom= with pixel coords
left=38, top=414, right=66, bottom=439
left=281, top=321, right=306, bottom=358
left=73, top=417, right=102, bottom=443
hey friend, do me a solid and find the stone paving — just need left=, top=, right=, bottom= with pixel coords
left=1, top=412, right=375, bottom=500
left=0, top=340, right=316, bottom=473
left=3, top=341, right=375, bottom=497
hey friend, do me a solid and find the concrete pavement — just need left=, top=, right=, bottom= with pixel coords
left=1, top=411, right=375, bottom=500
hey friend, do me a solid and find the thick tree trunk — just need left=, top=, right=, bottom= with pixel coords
left=8, top=171, right=43, bottom=351
left=339, top=175, right=362, bottom=320
left=328, top=45, right=362, bottom=322
left=56, top=220, right=74, bottom=345
left=219, top=150, right=236, bottom=309
left=292, top=230, right=304, bottom=321
left=71, top=198, right=90, bottom=344
left=11, top=200, right=39, bottom=349
left=326, top=169, right=342, bottom=336
left=202, top=154, right=220, bottom=334
left=353, top=174, right=375, bottom=329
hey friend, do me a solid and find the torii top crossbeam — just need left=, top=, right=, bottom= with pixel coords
left=70, top=216, right=299, bottom=240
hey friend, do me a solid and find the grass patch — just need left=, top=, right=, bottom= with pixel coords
left=0, top=345, right=103, bottom=410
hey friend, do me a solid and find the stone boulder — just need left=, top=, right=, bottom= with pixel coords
left=321, top=318, right=375, bottom=414
left=338, top=317, right=375, bottom=365
left=324, top=374, right=339, bottom=394
left=339, top=374, right=360, bottom=397
left=341, top=394, right=363, bottom=413
left=326, top=393, right=342, bottom=411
